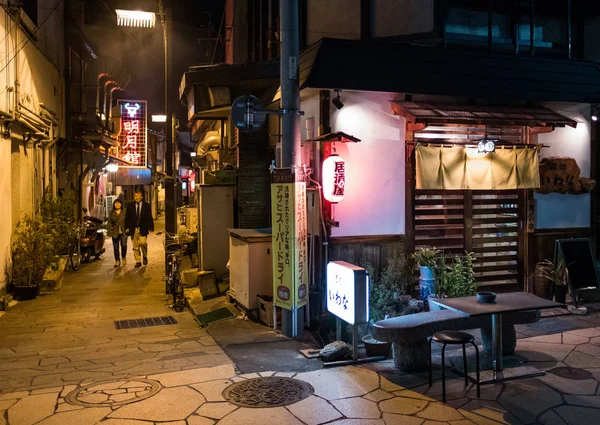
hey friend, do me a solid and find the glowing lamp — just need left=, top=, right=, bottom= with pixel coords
left=116, top=9, right=156, bottom=28
left=322, top=154, right=346, bottom=203
left=106, top=163, right=119, bottom=172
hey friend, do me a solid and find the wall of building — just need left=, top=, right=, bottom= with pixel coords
left=535, top=102, right=591, bottom=229
left=328, top=90, right=405, bottom=237
left=372, top=0, right=435, bottom=38
left=307, top=0, right=361, bottom=45
left=584, top=17, right=600, bottom=61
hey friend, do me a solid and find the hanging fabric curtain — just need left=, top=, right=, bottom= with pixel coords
left=415, top=145, right=540, bottom=190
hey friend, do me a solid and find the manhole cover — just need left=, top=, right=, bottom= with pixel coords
left=65, top=378, right=161, bottom=407
left=222, top=377, right=314, bottom=408
left=548, top=367, right=593, bottom=380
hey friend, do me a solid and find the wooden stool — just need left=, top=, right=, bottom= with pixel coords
left=428, top=330, right=480, bottom=403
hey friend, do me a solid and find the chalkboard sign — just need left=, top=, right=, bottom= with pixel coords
left=555, top=238, right=599, bottom=292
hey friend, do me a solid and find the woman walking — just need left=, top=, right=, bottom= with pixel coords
left=108, top=199, right=128, bottom=267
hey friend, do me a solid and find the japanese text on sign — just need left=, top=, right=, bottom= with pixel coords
left=118, top=100, right=147, bottom=168
left=326, top=261, right=369, bottom=325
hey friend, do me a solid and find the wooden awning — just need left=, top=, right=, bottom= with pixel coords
left=391, top=102, right=578, bottom=129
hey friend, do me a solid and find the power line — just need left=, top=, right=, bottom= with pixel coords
left=0, top=0, right=64, bottom=75
left=211, top=4, right=226, bottom=64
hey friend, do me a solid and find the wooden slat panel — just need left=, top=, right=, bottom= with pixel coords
left=415, top=198, right=465, bottom=206
left=472, top=207, right=518, bottom=215
left=415, top=208, right=464, bottom=216
left=476, top=273, right=519, bottom=282
left=472, top=245, right=518, bottom=253
left=416, top=190, right=465, bottom=196
left=475, top=254, right=519, bottom=263
left=416, top=228, right=465, bottom=237
left=474, top=264, right=519, bottom=273
left=472, top=236, right=519, bottom=244
left=415, top=218, right=464, bottom=226
left=472, top=198, right=518, bottom=205
left=414, top=237, right=464, bottom=247
left=472, top=227, right=518, bottom=235
left=473, top=217, right=518, bottom=225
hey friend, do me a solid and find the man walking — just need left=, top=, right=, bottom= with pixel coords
left=125, top=190, right=154, bottom=267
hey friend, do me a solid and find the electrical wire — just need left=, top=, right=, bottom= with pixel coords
left=210, top=3, right=226, bottom=64
left=0, top=0, right=64, bottom=75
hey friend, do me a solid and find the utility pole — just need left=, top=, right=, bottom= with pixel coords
left=159, top=0, right=176, bottom=234
left=280, top=0, right=302, bottom=336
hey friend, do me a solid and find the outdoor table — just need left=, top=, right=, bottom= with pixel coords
left=430, top=292, right=563, bottom=384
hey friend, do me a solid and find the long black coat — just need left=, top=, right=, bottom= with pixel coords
left=125, top=201, right=154, bottom=236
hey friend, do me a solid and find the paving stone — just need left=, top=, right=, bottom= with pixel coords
left=79, top=393, right=110, bottom=403
left=239, top=373, right=260, bottom=379
left=109, top=386, right=205, bottom=421
left=515, top=341, right=575, bottom=362
left=575, top=343, right=600, bottom=358
left=7, top=393, right=58, bottom=425
left=190, top=380, right=233, bottom=402
left=162, top=421, right=187, bottom=425
left=109, top=393, right=137, bottom=402
left=216, top=406, right=303, bottom=425
left=393, top=390, right=435, bottom=401
left=540, top=373, right=598, bottom=395
left=39, top=357, right=70, bottom=366
left=466, top=383, right=503, bottom=401
left=37, top=407, right=111, bottom=425
left=564, top=351, right=600, bottom=369
left=0, top=399, right=17, bottom=410
left=422, top=421, right=448, bottom=425
left=186, top=416, right=215, bottom=425
left=0, top=391, right=32, bottom=401
left=364, top=388, right=395, bottom=402
left=54, top=404, right=84, bottom=413
left=590, top=337, right=600, bottom=346
left=295, top=366, right=379, bottom=400
left=539, top=410, right=568, bottom=425
left=381, top=414, right=424, bottom=425
left=554, top=405, right=600, bottom=425
left=331, top=397, right=379, bottom=418
left=521, top=334, right=563, bottom=344
left=323, top=420, right=384, bottom=425
left=30, top=386, right=62, bottom=395
left=195, top=402, right=237, bottom=419
left=286, top=395, right=343, bottom=425
left=445, top=398, right=471, bottom=410
left=449, top=420, right=477, bottom=425
left=563, top=334, right=590, bottom=345
left=565, top=328, right=600, bottom=338
left=138, top=343, right=177, bottom=353
left=564, top=395, right=600, bottom=408
left=380, top=397, right=428, bottom=415
left=259, top=371, right=275, bottom=377
left=148, top=364, right=235, bottom=387
left=498, top=380, right=562, bottom=424
left=417, top=403, right=465, bottom=421
left=273, top=372, right=295, bottom=377
left=459, top=407, right=518, bottom=425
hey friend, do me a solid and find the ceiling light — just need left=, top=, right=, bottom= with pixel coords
left=106, top=162, right=119, bottom=172
left=592, top=115, right=598, bottom=122
left=477, top=139, right=496, bottom=153
left=152, top=114, right=167, bottom=122
left=116, top=9, right=156, bottom=28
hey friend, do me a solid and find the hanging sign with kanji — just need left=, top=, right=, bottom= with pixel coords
left=118, top=100, right=147, bottom=168
left=271, top=168, right=308, bottom=311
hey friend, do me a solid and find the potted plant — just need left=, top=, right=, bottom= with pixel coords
left=362, top=252, right=416, bottom=357
left=429, top=251, right=478, bottom=310
left=532, top=259, right=569, bottom=303
left=411, top=247, right=440, bottom=300
left=10, top=214, right=57, bottom=300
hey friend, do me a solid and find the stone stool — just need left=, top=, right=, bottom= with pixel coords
left=428, top=330, right=480, bottom=403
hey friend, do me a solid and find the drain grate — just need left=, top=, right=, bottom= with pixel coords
left=114, top=316, right=178, bottom=330
left=523, top=318, right=581, bottom=334
left=223, top=377, right=314, bottom=408
left=548, top=367, right=593, bottom=380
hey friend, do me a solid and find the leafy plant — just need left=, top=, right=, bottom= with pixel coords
left=40, top=191, right=75, bottom=258
left=435, top=251, right=478, bottom=298
left=533, top=259, right=569, bottom=286
left=10, top=214, right=57, bottom=287
left=365, top=251, right=416, bottom=322
left=411, top=247, right=440, bottom=268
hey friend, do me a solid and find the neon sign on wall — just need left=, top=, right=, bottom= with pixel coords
left=118, top=100, right=147, bottom=168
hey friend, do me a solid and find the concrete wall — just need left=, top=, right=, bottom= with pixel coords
left=328, top=90, right=405, bottom=237
left=372, top=0, right=435, bottom=38
left=534, top=102, right=592, bottom=229
left=307, top=0, right=361, bottom=45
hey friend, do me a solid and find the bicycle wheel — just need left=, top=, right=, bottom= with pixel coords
left=69, top=241, right=81, bottom=271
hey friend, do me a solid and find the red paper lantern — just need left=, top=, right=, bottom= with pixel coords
left=323, top=154, right=346, bottom=203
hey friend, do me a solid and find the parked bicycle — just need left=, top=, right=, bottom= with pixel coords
left=67, top=220, right=84, bottom=271
left=157, top=231, right=187, bottom=312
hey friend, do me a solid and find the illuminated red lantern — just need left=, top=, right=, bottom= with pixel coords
left=322, top=154, right=346, bottom=203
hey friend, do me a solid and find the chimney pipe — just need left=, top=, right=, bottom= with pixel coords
left=96, top=73, right=111, bottom=116
left=108, top=86, right=123, bottom=129
left=103, top=80, right=117, bottom=127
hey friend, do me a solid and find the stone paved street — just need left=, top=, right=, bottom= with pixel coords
left=2, top=222, right=600, bottom=424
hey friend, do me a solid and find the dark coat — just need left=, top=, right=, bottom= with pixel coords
left=125, top=201, right=154, bottom=236
left=107, top=208, right=126, bottom=238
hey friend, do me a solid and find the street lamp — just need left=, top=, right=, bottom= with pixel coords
left=116, top=1, right=176, bottom=235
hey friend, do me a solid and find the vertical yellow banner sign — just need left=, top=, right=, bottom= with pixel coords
left=271, top=169, right=308, bottom=311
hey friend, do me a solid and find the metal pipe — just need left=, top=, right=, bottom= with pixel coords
left=107, top=86, right=122, bottom=128
left=96, top=73, right=110, bottom=115
left=103, top=80, right=117, bottom=126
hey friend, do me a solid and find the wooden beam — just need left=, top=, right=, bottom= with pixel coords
left=530, top=126, right=554, bottom=134
left=407, top=123, right=426, bottom=131
left=391, top=102, right=416, bottom=123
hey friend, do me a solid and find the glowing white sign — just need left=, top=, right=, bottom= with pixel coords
left=326, top=261, right=369, bottom=325
left=322, top=154, right=346, bottom=203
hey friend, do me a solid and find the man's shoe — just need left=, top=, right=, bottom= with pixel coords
left=122, top=258, right=127, bottom=266
left=114, top=261, right=120, bottom=268
left=143, top=257, right=148, bottom=266
left=135, top=262, right=142, bottom=268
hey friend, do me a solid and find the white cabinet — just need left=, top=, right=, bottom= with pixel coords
left=228, top=229, right=273, bottom=310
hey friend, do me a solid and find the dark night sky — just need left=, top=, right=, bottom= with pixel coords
left=92, top=0, right=225, bottom=131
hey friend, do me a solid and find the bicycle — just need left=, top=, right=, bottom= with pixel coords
left=157, top=231, right=187, bottom=312
left=67, top=220, right=84, bottom=271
